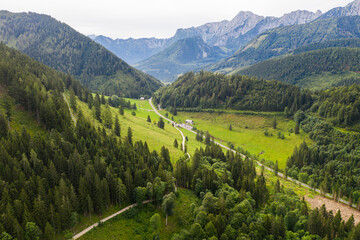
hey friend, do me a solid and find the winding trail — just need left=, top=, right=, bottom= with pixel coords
left=149, top=98, right=360, bottom=217
left=149, top=98, right=190, bottom=159
left=62, top=93, right=76, bottom=125
left=72, top=200, right=152, bottom=239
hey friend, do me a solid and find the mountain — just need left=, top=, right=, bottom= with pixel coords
left=90, top=35, right=169, bottom=65
left=209, top=16, right=360, bottom=73
left=321, top=0, right=360, bottom=18
left=235, top=46, right=360, bottom=90
left=135, top=37, right=226, bottom=82
left=91, top=9, right=321, bottom=66
left=0, top=10, right=162, bottom=98
left=172, top=10, right=322, bottom=50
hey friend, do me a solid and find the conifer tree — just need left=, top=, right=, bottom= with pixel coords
left=114, top=115, right=120, bottom=136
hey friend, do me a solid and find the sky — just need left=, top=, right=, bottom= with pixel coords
left=1, top=0, right=354, bottom=39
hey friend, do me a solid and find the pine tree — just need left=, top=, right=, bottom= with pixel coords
left=114, top=115, right=120, bottom=136
left=127, top=127, right=133, bottom=146
left=119, top=106, right=124, bottom=115
left=173, top=139, right=178, bottom=148
left=229, top=124, right=232, bottom=131
left=295, top=122, right=300, bottom=134
left=101, top=94, right=106, bottom=104
left=205, top=131, right=211, bottom=145
left=69, top=88, right=77, bottom=112
left=0, top=113, right=8, bottom=139
left=273, top=116, right=277, bottom=129
left=147, top=115, right=151, bottom=123
left=157, top=118, right=165, bottom=129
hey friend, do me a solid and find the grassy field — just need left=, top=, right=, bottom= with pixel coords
left=80, top=188, right=199, bottom=240
left=165, top=110, right=311, bottom=170
left=70, top=95, right=199, bottom=163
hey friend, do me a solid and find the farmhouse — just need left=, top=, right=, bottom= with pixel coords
left=185, top=119, right=194, bottom=125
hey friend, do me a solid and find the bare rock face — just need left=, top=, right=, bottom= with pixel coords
left=321, top=0, right=360, bottom=18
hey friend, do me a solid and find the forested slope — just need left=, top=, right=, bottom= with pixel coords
left=0, top=11, right=162, bottom=98
left=236, top=47, right=360, bottom=89
left=153, top=71, right=313, bottom=113
left=0, top=43, right=173, bottom=239
left=209, top=16, right=360, bottom=73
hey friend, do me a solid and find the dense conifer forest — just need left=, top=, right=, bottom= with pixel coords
left=236, top=47, right=360, bottom=88
left=153, top=71, right=313, bottom=113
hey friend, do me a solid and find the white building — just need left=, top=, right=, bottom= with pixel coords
left=139, top=97, right=145, bottom=100
left=185, top=119, right=194, bottom=125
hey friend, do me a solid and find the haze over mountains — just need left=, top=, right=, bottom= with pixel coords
left=92, top=0, right=360, bottom=83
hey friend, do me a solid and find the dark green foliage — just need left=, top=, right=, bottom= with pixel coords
left=0, top=44, right=174, bottom=239
left=157, top=118, right=165, bottom=129
left=0, top=113, right=8, bottom=139
left=153, top=72, right=313, bottom=113
left=69, top=88, right=77, bottom=112
left=0, top=11, right=162, bottom=97
left=119, top=106, right=124, bottom=115
left=237, top=47, right=360, bottom=88
left=286, top=114, right=360, bottom=201
left=173, top=139, right=178, bottom=148
left=316, top=85, right=360, bottom=127
left=272, top=116, right=277, bottom=129
left=114, top=115, right=120, bottom=137
left=173, top=143, right=350, bottom=239
left=205, top=131, right=211, bottom=145
left=147, top=115, right=151, bottom=123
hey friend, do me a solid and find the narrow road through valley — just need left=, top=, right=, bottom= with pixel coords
left=149, top=98, right=190, bottom=159
left=148, top=99, right=359, bottom=212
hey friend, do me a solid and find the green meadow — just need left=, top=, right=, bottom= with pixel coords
left=165, top=110, right=311, bottom=170
left=80, top=188, right=199, bottom=240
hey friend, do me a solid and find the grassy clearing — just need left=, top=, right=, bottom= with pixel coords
left=0, top=92, right=46, bottom=136
left=72, top=95, right=193, bottom=163
left=166, top=110, right=311, bottom=169
left=297, top=71, right=360, bottom=90
left=80, top=188, right=198, bottom=240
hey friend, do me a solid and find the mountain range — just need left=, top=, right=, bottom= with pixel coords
left=92, top=0, right=360, bottom=82
left=0, top=10, right=162, bottom=97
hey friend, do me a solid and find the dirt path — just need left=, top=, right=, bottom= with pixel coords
left=62, top=93, right=76, bottom=125
left=73, top=200, right=152, bottom=239
left=305, top=195, right=360, bottom=224
left=149, top=98, right=189, bottom=158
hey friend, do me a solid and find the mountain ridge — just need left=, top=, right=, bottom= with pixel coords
left=0, top=10, right=162, bottom=97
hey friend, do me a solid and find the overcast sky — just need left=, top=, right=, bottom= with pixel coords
left=1, top=0, right=354, bottom=39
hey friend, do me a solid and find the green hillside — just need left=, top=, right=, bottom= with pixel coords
left=153, top=71, right=313, bottom=113
left=136, top=37, right=226, bottom=82
left=209, top=16, right=360, bottom=73
left=0, top=10, right=162, bottom=97
left=235, top=47, right=360, bottom=90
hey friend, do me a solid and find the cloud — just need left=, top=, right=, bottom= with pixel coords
left=1, top=0, right=354, bottom=38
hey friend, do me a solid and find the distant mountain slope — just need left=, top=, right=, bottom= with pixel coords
left=209, top=16, right=360, bottom=73
left=135, top=37, right=226, bottom=82
left=91, top=9, right=321, bottom=65
left=0, top=11, right=162, bottom=97
left=90, top=35, right=169, bottom=65
left=235, top=47, right=360, bottom=90
left=321, top=0, right=360, bottom=19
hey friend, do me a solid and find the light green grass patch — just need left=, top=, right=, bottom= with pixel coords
left=80, top=188, right=198, bottom=240
left=167, top=111, right=311, bottom=169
